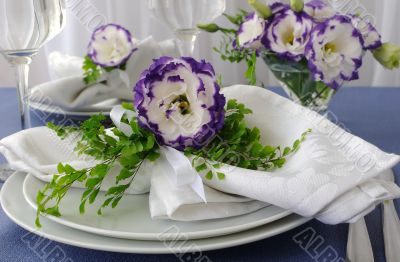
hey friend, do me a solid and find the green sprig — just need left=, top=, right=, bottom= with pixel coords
left=83, top=56, right=102, bottom=85
left=35, top=113, right=160, bottom=227
left=185, top=100, right=311, bottom=179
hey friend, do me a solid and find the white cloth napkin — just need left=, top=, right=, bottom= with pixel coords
left=30, top=37, right=179, bottom=112
left=203, top=85, right=400, bottom=224
left=0, top=127, right=268, bottom=221
left=1, top=85, right=399, bottom=224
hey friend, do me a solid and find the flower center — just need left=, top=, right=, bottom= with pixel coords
left=286, top=34, right=295, bottom=45
left=324, top=43, right=336, bottom=54
left=171, top=95, right=191, bottom=115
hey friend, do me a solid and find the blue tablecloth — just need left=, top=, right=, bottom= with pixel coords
left=0, top=87, right=399, bottom=262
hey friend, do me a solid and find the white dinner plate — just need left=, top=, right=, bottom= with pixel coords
left=23, top=174, right=292, bottom=241
left=1, top=172, right=310, bottom=254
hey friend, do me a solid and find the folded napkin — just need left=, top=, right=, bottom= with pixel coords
left=0, top=127, right=268, bottom=221
left=48, top=51, right=84, bottom=79
left=30, top=37, right=179, bottom=112
left=2, top=85, right=400, bottom=224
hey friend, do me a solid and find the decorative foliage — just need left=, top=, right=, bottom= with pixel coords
left=36, top=110, right=160, bottom=227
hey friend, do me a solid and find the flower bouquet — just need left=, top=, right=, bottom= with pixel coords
left=1, top=23, right=399, bottom=231
left=199, top=0, right=400, bottom=113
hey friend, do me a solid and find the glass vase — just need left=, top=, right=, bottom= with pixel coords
left=263, top=53, right=336, bottom=114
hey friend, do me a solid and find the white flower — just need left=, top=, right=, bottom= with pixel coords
left=88, top=24, right=136, bottom=67
left=304, top=0, right=337, bottom=22
left=262, top=7, right=314, bottom=61
left=350, top=15, right=382, bottom=50
left=236, top=12, right=265, bottom=50
left=134, top=57, right=226, bottom=150
left=305, top=15, right=364, bottom=89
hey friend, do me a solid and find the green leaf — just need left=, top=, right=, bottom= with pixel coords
left=35, top=217, right=42, bottom=228
left=64, top=164, right=76, bottom=174
left=121, top=144, right=137, bottom=156
left=112, top=196, right=123, bottom=208
left=83, top=56, right=102, bottom=85
left=250, top=142, right=263, bottom=157
left=104, top=135, right=117, bottom=146
left=272, top=158, right=286, bottom=168
left=91, top=164, right=109, bottom=178
left=145, top=136, right=156, bottom=150
left=195, top=163, right=207, bottom=172
left=57, top=163, right=65, bottom=174
left=106, top=185, right=129, bottom=196
left=116, top=168, right=133, bottom=182
left=121, top=102, right=135, bottom=111
left=45, top=206, right=62, bottom=217
left=217, top=172, right=226, bottom=180
left=147, top=151, right=160, bottom=161
left=36, top=191, right=45, bottom=204
left=79, top=200, right=86, bottom=214
left=205, top=171, right=213, bottom=180
left=283, top=147, right=291, bottom=156
left=86, top=177, right=101, bottom=188
left=89, top=188, right=100, bottom=204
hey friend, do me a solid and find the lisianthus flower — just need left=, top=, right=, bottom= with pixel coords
left=134, top=57, right=226, bottom=150
left=372, top=43, right=400, bottom=69
left=262, top=7, right=314, bottom=61
left=88, top=24, right=136, bottom=67
left=236, top=12, right=265, bottom=50
left=269, top=2, right=289, bottom=15
left=304, top=0, right=336, bottom=22
left=350, top=15, right=382, bottom=50
left=305, top=15, right=364, bottom=89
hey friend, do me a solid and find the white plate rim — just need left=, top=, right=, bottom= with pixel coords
left=30, top=102, right=111, bottom=116
left=22, top=173, right=293, bottom=241
left=1, top=172, right=311, bottom=254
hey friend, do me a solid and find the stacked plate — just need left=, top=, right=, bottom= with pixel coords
left=0, top=172, right=310, bottom=254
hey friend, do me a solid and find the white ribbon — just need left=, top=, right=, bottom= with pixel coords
left=109, top=105, right=207, bottom=202
left=160, top=147, right=207, bottom=202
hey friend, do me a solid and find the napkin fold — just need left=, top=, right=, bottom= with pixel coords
left=1, top=85, right=400, bottom=224
left=0, top=127, right=268, bottom=220
left=30, top=37, right=179, bottom=112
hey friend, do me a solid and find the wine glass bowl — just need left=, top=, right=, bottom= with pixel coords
left=148, top=0, right=226, bottom=56
left=0, top=0, right=66, bottom=129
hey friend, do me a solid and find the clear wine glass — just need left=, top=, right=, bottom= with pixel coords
left=0, top=0, right=66, bottom=181
left=148, top=0, right=226, bottom=56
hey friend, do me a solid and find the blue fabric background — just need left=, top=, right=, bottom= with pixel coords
left=0, top=87, right=399, bottom=262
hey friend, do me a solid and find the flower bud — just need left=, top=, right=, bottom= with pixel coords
left=248, top=0, right=272, bottom=19
left=372, top=43, right=400, bottom=70
left=290, top=0, right=304, bottom=12
left=197, top=23, right=220, bottom=33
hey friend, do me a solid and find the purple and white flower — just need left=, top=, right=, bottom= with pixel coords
left=269, top=2, right=289, bottom=15
left=305, top=15, right=364, bottom=89
left=88, top=24, right=137, bottom=67
left=304, top=0, right=337, bottom=22
left=262, top=7, right=314, bottom=61
left=350, top=15, right=382, bottom=50
left=236, top=12, right=265, bottom=50
left=134, top=57, right=226, bottom=150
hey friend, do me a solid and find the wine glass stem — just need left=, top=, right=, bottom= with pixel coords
left=13, top=60, right=32, bottom=130
left=175, top=30, right=200, bottom=57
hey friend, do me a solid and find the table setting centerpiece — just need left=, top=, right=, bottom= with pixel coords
left=198, top=0, right=400, bottom=113
left=1, top=0, right=400, bottom=259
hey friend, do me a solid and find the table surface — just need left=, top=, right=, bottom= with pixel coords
left=0, top=87, right=399, bottom=262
